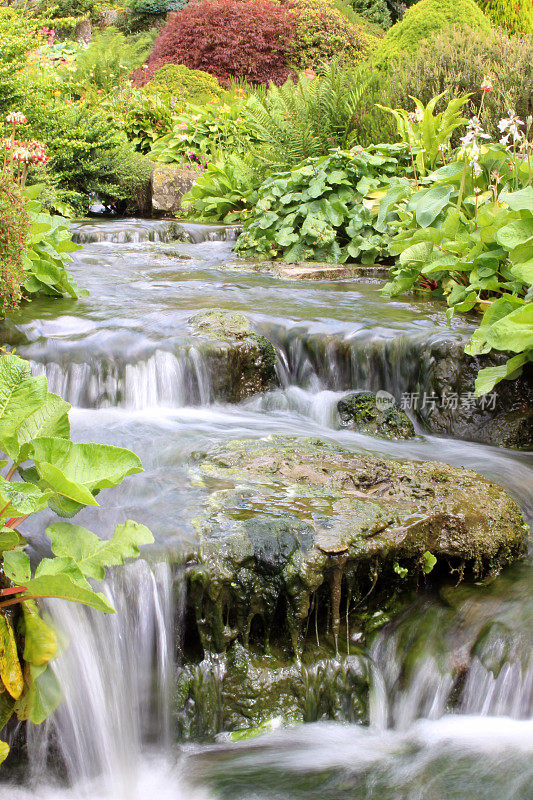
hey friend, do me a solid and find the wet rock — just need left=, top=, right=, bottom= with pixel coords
left=186, top=436, right=528, bottom=659
left=222, top=260, right=389, bottom=281
left=337, top=391, right=415, bottom=439
left=188, top=310, right=278, bottom=402
left=177, top=646, right=367, bottom=739
left=152, top=165, right=200, bottom=214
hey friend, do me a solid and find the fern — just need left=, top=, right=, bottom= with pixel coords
left=245, top=61, right=367, bottom=170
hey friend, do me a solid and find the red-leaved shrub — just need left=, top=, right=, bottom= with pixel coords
left=134, top=0, right=296, bottom=87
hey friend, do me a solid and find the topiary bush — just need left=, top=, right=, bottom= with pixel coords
left=372, top=0, right=492, bottom=65
left=382, top=26, right=533, bottom=138
left=476, top=0, right=533, bottom=33
left=136, top=0, right=296, bottom=86
left=144, top=63, right=224, bottom=103
left=288, top=0, right=375, bottom=68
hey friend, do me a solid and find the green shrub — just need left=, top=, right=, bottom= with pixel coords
left=0, top=9, right=38, bottom=115
left=288, top=0, right=374, bottom=69
left=24, top=100, right=152, bottom=213
left=129, top=0, right=184, bottom=12
left=351, top=0, right=392, bottom=30
left=72, top=28, right=151, bottom=95
left=477, top=0, right=533, bottom=34
left=383, top=27, right=533, bottom=139
left=121, top=89, right=175, bottom=153
left=245, top=62, right=382, bottom=170
left=373, top=0, right=491, bottom=65
left=0, top=177, right=30, bottom=314
left=145, top=63, right=224, bottom=104
left=235, top=145, right=408, bottom=262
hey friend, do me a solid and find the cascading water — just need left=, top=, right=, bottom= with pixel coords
left=1, top=218, right=531, bottom=800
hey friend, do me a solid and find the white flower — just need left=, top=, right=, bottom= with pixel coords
left=6, top=111, right=28, bottom=125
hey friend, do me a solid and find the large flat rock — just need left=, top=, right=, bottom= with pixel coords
left=187, top=436, right=528, bottom=657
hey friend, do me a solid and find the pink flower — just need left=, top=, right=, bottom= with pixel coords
left=6, top=112, right=28, bottom=125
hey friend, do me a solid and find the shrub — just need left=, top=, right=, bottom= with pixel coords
left=0, top=177, right=29, bottom=314
left=0, top=9, right=38, bottom=114
left=245, top=62, right=382, bottom=169
left=144, top=63, right=224, bottom=104
left=476, top=0, right=533, bottom=34
left=373, top=0, right=491, bottom=65
left=121, top=89, right=175, bottom=153
left=288, top=0, right=374, bottom=68
left=72, top=28, right=151, bottom=95
left=351, top=0, right=392, bottom=29
left=383, top=27, right=533, bottom=138
left=136, top=0, right=296, bottom=86
left=129, top=0, right=184, bottom=12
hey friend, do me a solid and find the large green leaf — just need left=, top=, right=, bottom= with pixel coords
left=485, top=304, right=533, bottom=352
left=31, top=438, right=143, bottom=509
left=16, top=393, right=71, bottom=462
left=21, top=601, right=58, bottom=667
left=3, top=549, right=31, bottom=583
left=0, top=355, right=48, bottom=460
left=20, top=574, right=115, bottom=614
left=510, top=258, right=533, bottom=285
left=474, top=352, right=531, bottom=396
left=415, top=185, right=454, bottom=228
left=14, top=663, right=62, bottom=725
left=0, top=478, right=51, bottom=517
left=47, top=520, right=154, bottom=581
left=496, top=219, right=533, bottom=251
left=0, top=614, right=24, bottom=699
left=500, top=186, right=533, bottom=213
left=399, top=241, right=434, bottom=266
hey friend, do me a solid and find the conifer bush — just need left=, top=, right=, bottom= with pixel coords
left=137, top=0, right=296, bottom=86
left=477, top=0, right=533, bottom=34
left=373, top=0, right=492, bottom=65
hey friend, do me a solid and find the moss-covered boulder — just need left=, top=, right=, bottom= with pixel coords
left=187, top=436, right=527, bottom=659
left=188, top=310, right=278, bottom=402
left=337, top=391, right=415, bottom=439
left=373, top=0, right=491, bottom=65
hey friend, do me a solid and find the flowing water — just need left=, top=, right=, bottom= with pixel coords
left=1, top=218, right=532, bottom=800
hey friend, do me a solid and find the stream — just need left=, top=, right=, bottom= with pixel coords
left=1, top=218, right=532, bottom=799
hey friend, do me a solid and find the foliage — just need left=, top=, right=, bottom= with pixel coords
left=244, top=63, right=372, bottom=170
left=121, top=89, right=175, bottom=154
left=351, top=0, right=392, bottom=29
left=0, top=9, right=38, bottom=115
left=0, top=178, right=30, bottom=314
left=382, top=27, right=533, bottom=139
left=377, top=92, right=470, bottom=177
left=71, top=28, right=151, bottom=96
left=24, top=100, right=152, bottom=214
left=235, top=146, right=407, bottom=262
left=22, top=185, right=82, bottom=302
left=373, top=0, right=491, bottom=65
left=0, top=352, right=153, bottom=759
left=288, top=0, right=374, bottom=70
left=476, top=0, right=533, bottom=34
left=143, top=63, right=224, bottom=105
left=138, top=0, right=296, bottom=86
left=382, top=141, right=533, bottom=394
left=182, top=154, right=258, bottom=222
left=129, top=0, right=185, bottom=13
left=150, top=101, right=256, bottom=165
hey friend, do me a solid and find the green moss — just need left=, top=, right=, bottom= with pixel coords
left=373, top=0, right=492, bottom=65
left=337, top=392, right=415, bottom=440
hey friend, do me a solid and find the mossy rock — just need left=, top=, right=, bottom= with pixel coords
left=337, top=391, right=415, bottom=439
left=373, top=0, right=491, bottom=65
left=188, top=310, right=278, bottom=402
left=186, top=436, right=528, bottom=658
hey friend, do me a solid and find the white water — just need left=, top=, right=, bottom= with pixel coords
left=2, top=219, right=531, bottom=799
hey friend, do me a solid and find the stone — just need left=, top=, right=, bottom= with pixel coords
left=188, top=310, right=278, bottom=402
left=152, top=165, right=200, bottom=214
left=337, top=391, right=415, bottom=439
left=186, top=436, right=528, bottom=659
left=222, top=260, right=389, bottom=281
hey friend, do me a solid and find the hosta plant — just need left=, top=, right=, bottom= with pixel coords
left=234, top=145, right=409, bottom=262
left=0, top=352, right=153, bottom=764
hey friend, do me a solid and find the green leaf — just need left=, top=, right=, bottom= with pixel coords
left=0, top=530, right=22, bottom=554
left=31, top=438, right=143, bottom=510
left=0, top=355, right=48, bottom=459
left=500, top=186, right=533, bottom=213
left=0, top=741, right=8, bottom=766
left=422, top=550, right=437, bottom=574
left=496, top=219, right=533, bottom=251
left=474, top=352, right=531, bottom=396
left=393, top=562, right=408, bottom=579
left=3, top=550, right=31, bottom=583
left=399, top=241, right=434, bottom=266
left=0, top=615, right=24, bottom=699
left=485, top=304, right=533, bottom=352
left=0, top=478, right=51, bottom=517
left=510, top=258, right=533, bottom=285
left=21, top=601, right=58, bottom=667
left=415, top=185, right=454, bottom=228
left=16, top=392, right=71, bottom=462
left=14, top=663, right=62, bottom=725
left=47, top=520, right=154, bottom=581
left=20, top=574, right=115, bottom=614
